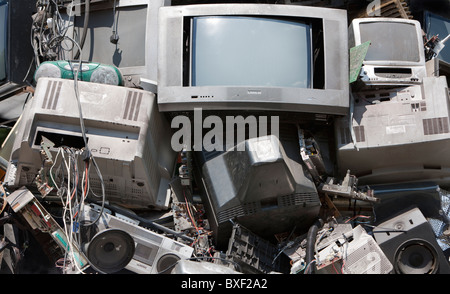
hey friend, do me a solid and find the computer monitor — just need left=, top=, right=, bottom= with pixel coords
left=157, top=4, right=349, bottom=115
left=3, top=77, right=176, bottom=210
left=0, top=0, right=35, bottom=99
left=335, top=76, right=450, bottom=188
left=349, top=18, right=427, bottom=88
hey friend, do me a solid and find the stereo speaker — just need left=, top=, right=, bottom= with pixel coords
left=86, top=229, right=135, bottom=274
left=373, top=207, right=450, bottom=274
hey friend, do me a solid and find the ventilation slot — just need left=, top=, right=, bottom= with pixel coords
left=278, top=192, right=320, bottom=208
left=411, top=102, right=427, bottom=112
left=423, top=117, right=450, bottom=135
left=123, top=91, right=143, bottom=121
left=41, top=80, right=62, bottom=110
left=217, top=202, right=261, bottom=224
left=339, top=127, right=352, bottom=145
left=420, top=101, right=427, bottom=111
left=353, top=126, right=365, bottom=142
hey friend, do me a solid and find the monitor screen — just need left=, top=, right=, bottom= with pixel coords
left=0, top=3, right=7, bottom=82
left=191, top=16, right=311, bottom=88
left=360, top=21, right=420, bottom=62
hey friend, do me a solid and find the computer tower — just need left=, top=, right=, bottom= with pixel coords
left=373, top=207, right=450, bottom=274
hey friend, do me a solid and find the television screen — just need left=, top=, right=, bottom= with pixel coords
left=191, top=16, right=311, bottom=88
left=0, top=3, right=7, bottom=82
left=360, top=21, right=421, bottom=62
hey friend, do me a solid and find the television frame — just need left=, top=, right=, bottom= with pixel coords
left=349, top=17, right=427, bottom=87
left=157, top=4, right=349, bottom=115
left=65, top=0, right=169, bottom=90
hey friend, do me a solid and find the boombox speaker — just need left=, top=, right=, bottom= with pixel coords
left=373, top=207, right=450, bottom=274
left=86, top=229, right=135, bottom=274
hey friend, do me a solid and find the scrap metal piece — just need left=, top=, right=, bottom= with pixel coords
left=39, top=136, right=54, bottom=164
left=6, top=187, right=88, bottom=271
left=35, top=136, right=56, bottom=197
left=316, top=225, right=393, bottom=274
left=319, top=171, right=380, bottom=203
left=298, top=127, right=327, bottom=183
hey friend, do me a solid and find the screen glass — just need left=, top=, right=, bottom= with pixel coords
left=360, top=21, right=420, bottom=62
left=425, top=11, right=450, bottom=63
left=0, top=3, right=7, bottom=82
left=191, top=16, right=311, bottom=88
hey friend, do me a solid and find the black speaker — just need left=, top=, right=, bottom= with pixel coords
left=86, top=229, right=135, bottom=274
left=156, top=253, right=182, bottom=274
left=373, top=207, right=450, bottom=274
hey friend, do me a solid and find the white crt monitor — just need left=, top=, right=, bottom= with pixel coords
left=157, top=4, right=349, bottom=115
left=335, top=76, right=450, bottom=187
left=349, top=18, right=427, bottom=87
left=4, top=77, right=176, bottom=210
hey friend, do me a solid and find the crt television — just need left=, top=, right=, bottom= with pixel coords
left=157, top=4, right=349, bottom=115
left=3, top=77, right=176, bottom=210
left=67, top=0, right=169, bottom=89
left=0, top=0, right=34, bottom=99
left=335, top=76, right=450, bottom=188
left=349, top=18, right=427, bottom=88
left=194, top=134, right=321, bottom=248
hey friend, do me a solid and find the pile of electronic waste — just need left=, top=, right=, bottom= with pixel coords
left=1, top=0, right=450, bottom=276
left=1, top=125, right=450, bottom=274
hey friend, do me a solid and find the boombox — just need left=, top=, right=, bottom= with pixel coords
left=80, top=203, right=194, bottom=274
left=34, top=60, right=123, bottom=86
left=373, top=207, right=450, bottom=274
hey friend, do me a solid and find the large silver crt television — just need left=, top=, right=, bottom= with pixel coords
left=349, top=18, right=427, bottom=87
left=157, top=4, right=349, bottom=115
left=3, top=77, right=176, bottom=210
